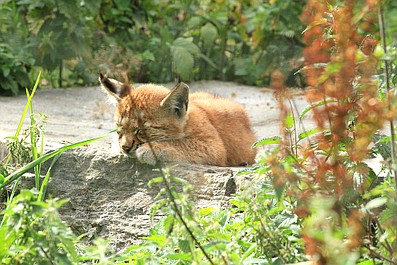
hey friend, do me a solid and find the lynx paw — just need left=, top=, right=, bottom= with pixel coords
left=136, top=144, right=163, bottom=165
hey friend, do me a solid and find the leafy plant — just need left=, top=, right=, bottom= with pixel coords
left=250, top=0, right=397, bottom=263
left=114, top=169, right=305, bottom=264
left=0, top=73, right=117, bottom=264
left=0, top=1, right=34, bottom=95
left=0, top=190, right=78, bottom=264
left=17, top=0, right=99, bottom=88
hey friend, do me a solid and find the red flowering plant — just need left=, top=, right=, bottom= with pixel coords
left=256, top=0, right=397, bottom=264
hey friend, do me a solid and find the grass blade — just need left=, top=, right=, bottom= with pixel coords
left=14, top=72, right=41, bottom=138
left=0, top=129, right=117, bottom=189
left=253, top=136, right=282, bottom=147
left=38, top=153, right=61, bottom=201
left=27, top=88, right=40, bottom=190
left=5, top=72, right=41, bottom=166
left=299, top=99, right=336, bottom=120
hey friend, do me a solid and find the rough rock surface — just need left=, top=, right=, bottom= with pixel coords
left=45, top=147, right=248, bottom=250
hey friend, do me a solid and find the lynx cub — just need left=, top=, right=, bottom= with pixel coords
left=100, top=74, right=257, bottom=166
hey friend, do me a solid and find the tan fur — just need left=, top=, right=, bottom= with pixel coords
left=99, top=75, right=257, bottom=166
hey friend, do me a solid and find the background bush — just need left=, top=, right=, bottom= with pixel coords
left=0, top=0, right=306, bottom=95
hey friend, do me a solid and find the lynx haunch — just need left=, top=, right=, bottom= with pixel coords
left=100, top=74, right=257, bottom=166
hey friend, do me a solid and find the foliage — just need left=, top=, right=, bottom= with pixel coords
left=0, top=0, right=307, bottom=94
left=1, top=0, right=396, bottom=94
left=114, top=172, right=305, bottom=264
left=0, top=73, right=116, bottom=264
left=0, top=1, right=34, bottom=95
left=252, top=0, right=397, bottom=263
left=0, top=190, right=78, bottom=264
left=18, top=0, right=100, bottom=88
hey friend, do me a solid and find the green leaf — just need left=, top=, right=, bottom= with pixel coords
left=284, top=113, right=294, bottom=129
left=229, top=198, right=249, bottom=209
left=302, top=18, right=328, bottom=34
left=253, top=136, right=281, bottom=147
left=2, top=67, right=10, bottom=77
left=150, top=198, right=167, bottom=223
left=178, top=239, right=191, bottom=253
left=169, top=176, right=189, bottom=184
left=171, top=45, right=194, bottom=80
left=187, top=16, right=202, bottom=28
left=241, top=242, right=257, bottom=260
left=172, top=37, right=200, bottom=55
left=38, top=153, right=61, bottom=201
left=357, top=260, right=375, bottom=265
left=201, top=23, right=218, bottom=48
left=298, top=128, right=320, bottom=141
left=198, top=207, right=215, bottom=216
left=197, top=53, right=219, bottom=69
left=142, top=235, right=167, bottom=246
left=14, top=72, right=41, bottom=138
left=0, top=226, right=14, bottom=259
left=300, top=99, right=336, bottom=120
left=365, top=197, right=387, bottom=211
left=148, top=177, right=164, bottom=188
left=166, top=253, right=191, bottom=260
left=162, top=214, right=174, bottom=234
left=81, top=0, right=101, bottom=14
left=141, top=50, right=155, bottom=61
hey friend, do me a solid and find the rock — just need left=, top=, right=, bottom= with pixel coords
left=45, top=146, right=252, bottom=251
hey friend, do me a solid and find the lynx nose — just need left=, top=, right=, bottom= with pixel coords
left=122, top=145, right=132, bottom=152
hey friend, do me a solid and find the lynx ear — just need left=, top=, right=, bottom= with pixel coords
left=99, top=73, right=130, bottom=103
left=160, top=82, right=189, bottom=118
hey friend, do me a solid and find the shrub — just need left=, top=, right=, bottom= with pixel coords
left=0, top=2, right=34, bottom=95
left=0, top=0, right=307, bottom=92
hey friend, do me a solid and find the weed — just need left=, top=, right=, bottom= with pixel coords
left=0, top=73, right=116, bottom=264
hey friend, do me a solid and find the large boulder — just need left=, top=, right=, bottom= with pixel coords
left=46, top=146, right=249, bottom=251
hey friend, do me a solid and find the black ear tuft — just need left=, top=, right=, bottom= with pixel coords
left=99, top=74, right=129, bottom=101
left=100, top=74, right=116, bottom=94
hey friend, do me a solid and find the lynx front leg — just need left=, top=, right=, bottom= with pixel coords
left=135, top=143, right=166, bottom=165
left=135, top=142, right=192, bottom=165
left=136, top=139, right=227, bottom=166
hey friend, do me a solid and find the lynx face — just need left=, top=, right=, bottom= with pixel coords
left=100, top=74, right=188, bottom=156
